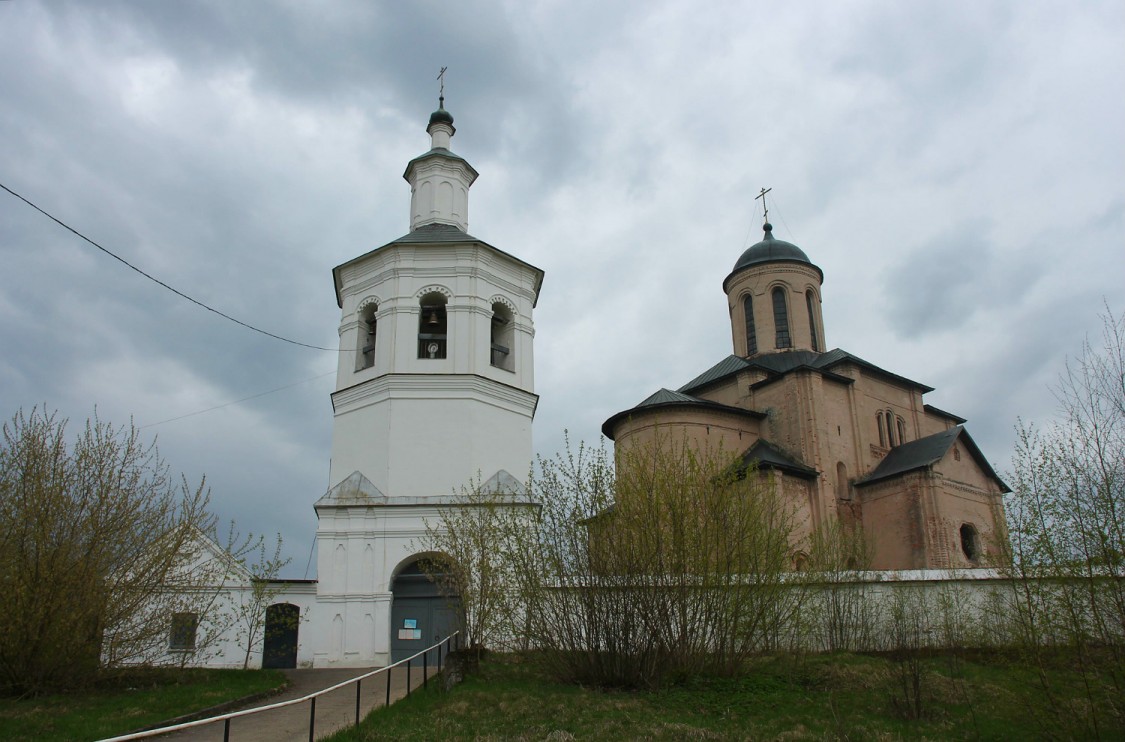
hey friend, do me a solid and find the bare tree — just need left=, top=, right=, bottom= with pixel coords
left=0, top=407, right=215, bottom=694
left=1004, top=306, right=1125, bottom=736
left=804, top=520, right=876, bottom=652
left=226, top=533, right=292, bottom=669
left=419, top=475, right=535, bottom=668
left=505, top=435, right=799, bottom=687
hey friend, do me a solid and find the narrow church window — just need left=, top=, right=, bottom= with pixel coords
left=877, top=411, right=886, bottom=447
left=806, top=290, right=819, bottom=351
left=169, top=612, right=198, bottom=651
left=743, top=295, right=757, bottom=355
left=772, top=287, right=791, bottom=349
left=418, top=293, right=448, bottom=359
left=357, top=302, right=377, bottom=370
left=960, top=523, right=980, bottom=562
left=885, top=409, right=896, bottom=447
left=896, top=416, right=907, bottom=445
left=490, top=302, right=515, bottom=372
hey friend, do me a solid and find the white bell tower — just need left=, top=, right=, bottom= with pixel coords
left=308, top=97, right=543, bottom=666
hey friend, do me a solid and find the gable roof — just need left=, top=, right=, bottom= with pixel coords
left=315, top=470, right=387, bottom=507
left=856, top=425, right=1010, bottom=492
left=923, top=403, right=968, bottom=425
left=677, top=348, right=934, bottom=395
left=601, top=387, right=766, bottom=439
left=739, top=439, right=818, bottom=479
left=332, top=222, right=545, bottom=307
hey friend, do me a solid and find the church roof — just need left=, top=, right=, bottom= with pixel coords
left=315, top=470, right=387, bottom=507
left=428, top=104, right=455, bottom=129
left=332, top=222, right=545, bottom=307
left=315, top=469, right=534, bottom=510
left=856, top=426, right=1010, bottom=492
left=402, top=147, right=477, bottom=181
left=739, top=439, right=818, bottom=479
left=723, top=223, right=823, bottom=290
left=923, top=403, right=968, bottom=425
left=601, top=387, right=766, bottom=439
left=677, top=349, right=935, bottom=395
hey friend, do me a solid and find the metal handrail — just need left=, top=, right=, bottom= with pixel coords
left=98, top=631, right=461, bottom=742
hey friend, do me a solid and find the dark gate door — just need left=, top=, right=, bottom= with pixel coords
left=262, top=603, right=299, bottom=669
left=390, top=561, right=461, bottom=663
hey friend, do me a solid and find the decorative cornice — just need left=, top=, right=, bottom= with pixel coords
left=332, top=372, right=539, bottom=415
left=489, top=294, right=518, bottom=315
left=415, top=284, right=453, bottom=299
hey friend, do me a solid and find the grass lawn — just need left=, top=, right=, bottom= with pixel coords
left=0, top=667, right=288, bottom=742
left=328, top=650, right=1123, bottom=740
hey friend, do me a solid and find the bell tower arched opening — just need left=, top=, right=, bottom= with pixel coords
left=357, top=300, right=378, bottom=370
left=490, top=302, right=515, bottom=371
left=418, top=293, right=448, bottom=359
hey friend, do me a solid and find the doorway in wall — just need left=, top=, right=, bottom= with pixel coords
left=389, top=559, right=461, bottom=664
left=262, top=603, right=300, bottom=669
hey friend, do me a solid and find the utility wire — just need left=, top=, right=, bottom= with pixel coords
left=1, top=181, right=343, bottom=352
left=140, top=370, right=336, bottom=429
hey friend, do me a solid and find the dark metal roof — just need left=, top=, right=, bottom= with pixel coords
left=636, top=388, right=701, bottom=406
left=332, top=222, right=545, bottom=308
left=813, top=349, right=933, bottom=392
left=428, top=105, right=454, bottom=129
left=601, top=387, right=766, bottom=440
left=739, top=439, right=818, bottom=479
left=923, top=404, right=968, bottom=425
left=723, top=223, right=823, bottom=289
left=382, top=221, right=480, bottom=244
left=856, top=426, right=1010, bottom=492
left=677, top=355, right=753, bottom=392
left=677, top=348, right=934, bottom=395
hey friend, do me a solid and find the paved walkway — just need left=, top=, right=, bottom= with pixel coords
left=152, top=663, right=433, bottom=742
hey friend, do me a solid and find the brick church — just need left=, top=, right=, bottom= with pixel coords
left=601, top=219, right=1009, bottom=570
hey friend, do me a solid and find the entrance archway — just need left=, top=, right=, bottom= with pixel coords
left=389, top=558, right=461, bottom=663
left=262, top=603, right=300, bottom=669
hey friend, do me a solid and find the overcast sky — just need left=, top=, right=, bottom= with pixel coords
left=1, top=0, right=1121, bottom=577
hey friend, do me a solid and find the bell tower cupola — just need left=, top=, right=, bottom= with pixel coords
left=723, top=219, right=826, bottom=357
left=403, top=95, right=479, bottom=232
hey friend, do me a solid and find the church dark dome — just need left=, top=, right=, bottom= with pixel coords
left=732, top=223, right=811, bottom=271
left=723, top=222, right=823, bottom=291
left=428, top=105, right=454, bottom=128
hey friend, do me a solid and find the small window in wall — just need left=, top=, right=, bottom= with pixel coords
left=169, top=612, right=198, bottom=651
left=357, top=302, right=377, bottom=370
left=490, top=302, right=515, bottom=372
left=896, top=416, right=907, bottom=445
left=806, top=290, right=819, bottom=352
left=743, top=295, right=757, bottom=355
left=418, top=293, right=448, bottom=359
left=960, top=524, right=980, bottom=562
left=772, top=287, right=791, bottom=349
left=877, top=411, right=886, bottom=447
left=885, top=409, right=896, bottom=447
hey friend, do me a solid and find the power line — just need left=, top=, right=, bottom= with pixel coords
left=140, top=370, right=336, bottom=429
left=1, top=181, right=343, bottom=352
